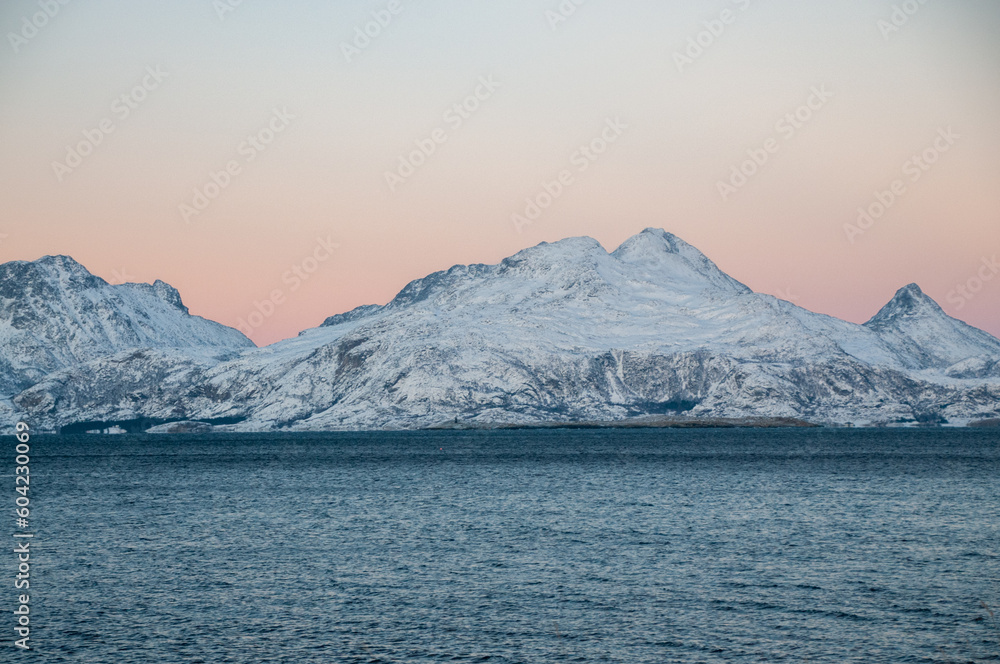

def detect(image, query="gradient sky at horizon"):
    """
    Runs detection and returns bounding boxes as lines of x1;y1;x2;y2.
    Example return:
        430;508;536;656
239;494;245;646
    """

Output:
1;0;998;345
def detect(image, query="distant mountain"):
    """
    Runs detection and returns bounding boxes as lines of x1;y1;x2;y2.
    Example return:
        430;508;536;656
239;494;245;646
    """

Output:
0;255;253;397
863;283;1000;375
4;231;1000;432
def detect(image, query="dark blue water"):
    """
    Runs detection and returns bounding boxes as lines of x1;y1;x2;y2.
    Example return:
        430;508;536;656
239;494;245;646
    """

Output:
7;429;1000;663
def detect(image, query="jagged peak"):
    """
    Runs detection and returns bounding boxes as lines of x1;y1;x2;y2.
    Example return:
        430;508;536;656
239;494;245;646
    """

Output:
0;254;107;290
34;254;85;266
0;255;198;315
149;279;188;313
865;283;946;327
897;283;927;298
23;254;97;276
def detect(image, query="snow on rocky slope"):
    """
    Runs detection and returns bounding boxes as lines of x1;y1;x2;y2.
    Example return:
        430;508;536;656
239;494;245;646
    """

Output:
4;231;1000;431
0;255;253;398
863;283;1000;376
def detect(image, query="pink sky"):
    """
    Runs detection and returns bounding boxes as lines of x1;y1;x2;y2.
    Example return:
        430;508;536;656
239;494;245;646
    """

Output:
1;1;998;346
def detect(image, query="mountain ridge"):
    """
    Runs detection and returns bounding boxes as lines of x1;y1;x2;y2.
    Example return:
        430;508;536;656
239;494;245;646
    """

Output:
0;255;253;397
2;230;999;431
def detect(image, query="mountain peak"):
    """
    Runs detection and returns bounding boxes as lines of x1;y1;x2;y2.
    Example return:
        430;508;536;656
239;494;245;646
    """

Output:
864;282;1000;369
153;280;186;311
511;235;606;262
0;254;253;398
12;257;189;313
897;282;926;298
611;228;751;294
493;235;608;276
866;283;944;327
36;254;83;265
33;254;104;281
0;255;106;298
613;228;683;258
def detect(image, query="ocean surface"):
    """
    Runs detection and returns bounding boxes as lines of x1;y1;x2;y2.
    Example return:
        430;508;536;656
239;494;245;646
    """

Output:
10;428;1000;663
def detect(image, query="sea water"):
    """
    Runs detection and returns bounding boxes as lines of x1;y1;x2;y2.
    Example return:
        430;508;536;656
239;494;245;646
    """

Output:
13;428;1000;663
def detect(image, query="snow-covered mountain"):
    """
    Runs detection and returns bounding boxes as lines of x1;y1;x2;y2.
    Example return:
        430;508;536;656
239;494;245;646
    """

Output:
4;231;1000;431
0;255;253;397
863;283;1000;375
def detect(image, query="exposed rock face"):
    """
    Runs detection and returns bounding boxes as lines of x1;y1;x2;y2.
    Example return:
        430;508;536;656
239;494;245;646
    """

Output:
3;231;1000;431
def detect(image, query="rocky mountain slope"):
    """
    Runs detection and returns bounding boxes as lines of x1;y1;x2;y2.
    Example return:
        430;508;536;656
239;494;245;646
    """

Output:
3;231;999;431
0;255;253;398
